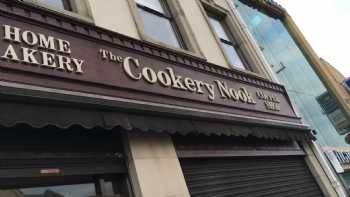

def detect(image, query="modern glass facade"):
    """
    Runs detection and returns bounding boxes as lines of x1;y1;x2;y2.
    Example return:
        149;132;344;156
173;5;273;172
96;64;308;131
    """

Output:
234;0;349;147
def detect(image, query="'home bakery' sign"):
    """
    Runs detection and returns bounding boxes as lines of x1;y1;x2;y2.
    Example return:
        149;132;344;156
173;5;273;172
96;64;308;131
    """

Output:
0;8;298;123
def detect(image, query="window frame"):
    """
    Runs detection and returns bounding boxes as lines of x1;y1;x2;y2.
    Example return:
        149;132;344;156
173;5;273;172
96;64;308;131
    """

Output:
60;0;72;11
201;1;249;70
135;0;186;49
21;0;93;23
30;0;73;11
128;0;203;57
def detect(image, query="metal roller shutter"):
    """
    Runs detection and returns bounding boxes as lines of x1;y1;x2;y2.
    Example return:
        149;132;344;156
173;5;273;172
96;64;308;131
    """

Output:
0;126;127;185
180;156;324;197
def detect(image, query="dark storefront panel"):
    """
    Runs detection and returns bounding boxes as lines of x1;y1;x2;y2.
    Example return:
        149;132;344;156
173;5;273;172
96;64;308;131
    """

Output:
180;156;324;197
0;126;133;197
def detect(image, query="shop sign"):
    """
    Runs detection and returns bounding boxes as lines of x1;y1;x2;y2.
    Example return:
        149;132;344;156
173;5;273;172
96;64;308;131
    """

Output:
0;9;300;123
1;25;83;74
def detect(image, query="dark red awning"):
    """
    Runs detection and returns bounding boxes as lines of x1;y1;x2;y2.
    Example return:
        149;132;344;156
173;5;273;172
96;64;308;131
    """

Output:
0;100;313;141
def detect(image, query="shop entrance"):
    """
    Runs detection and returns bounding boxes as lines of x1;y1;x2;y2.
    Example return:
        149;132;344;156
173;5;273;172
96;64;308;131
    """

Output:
0;125;132;197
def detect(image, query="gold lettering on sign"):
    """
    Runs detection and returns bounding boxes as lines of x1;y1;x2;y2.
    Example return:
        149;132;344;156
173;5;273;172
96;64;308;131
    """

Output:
100;49;259;106
122;55;216;100
0;24;84;74
215;80;256;104
256;90;280;111
99;49;124;63
123;56;142;80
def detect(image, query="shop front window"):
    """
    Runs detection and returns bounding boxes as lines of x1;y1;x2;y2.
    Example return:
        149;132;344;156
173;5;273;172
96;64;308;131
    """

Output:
0;178;130;197
19;183;96;197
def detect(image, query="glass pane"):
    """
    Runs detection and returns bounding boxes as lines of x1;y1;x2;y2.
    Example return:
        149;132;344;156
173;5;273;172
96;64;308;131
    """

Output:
37;0;65;10
222;42;245;69
209;16;230;40
138;8;181;48
235;0;350;145
104;181;115;195
135;0;165;13
15;183;95;197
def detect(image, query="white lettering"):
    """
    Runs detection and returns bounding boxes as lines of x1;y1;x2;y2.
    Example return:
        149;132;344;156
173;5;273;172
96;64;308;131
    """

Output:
41;51;56;68
193;80;204;94
157;71;171;87
57;55;73;72
229;88;239;101
1;25;83;73
204;83;215;101
72;58;84;74
238;89;248;102
166;67;187;90
215;80;231;99
123;57;142;80
184;77;196;92
22;47;39;65
3;25;21;43
57;39;71;54
22;31;38;46
38;34;56;50
1;44;20;61
142;67;157;84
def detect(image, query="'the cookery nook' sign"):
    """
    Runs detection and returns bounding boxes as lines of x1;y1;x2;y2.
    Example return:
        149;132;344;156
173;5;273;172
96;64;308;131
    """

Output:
0;18;295;122
99;48;280;112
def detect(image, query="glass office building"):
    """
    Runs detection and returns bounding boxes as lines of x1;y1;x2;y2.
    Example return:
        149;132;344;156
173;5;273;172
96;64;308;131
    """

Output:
235;0;348;147
234;0;350;188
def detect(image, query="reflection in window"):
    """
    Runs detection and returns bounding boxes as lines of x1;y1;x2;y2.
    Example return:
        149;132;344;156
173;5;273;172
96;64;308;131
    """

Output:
13;183;95;197
208;16;245;69
317;92;350;134
136;0;164;13
235;0;348;147
209;17;230;40
136;0;185;48
37;0;72;11
0;177;133;197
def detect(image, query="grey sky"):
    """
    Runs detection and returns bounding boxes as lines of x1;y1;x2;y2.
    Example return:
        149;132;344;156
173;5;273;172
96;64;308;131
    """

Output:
275;0;350;77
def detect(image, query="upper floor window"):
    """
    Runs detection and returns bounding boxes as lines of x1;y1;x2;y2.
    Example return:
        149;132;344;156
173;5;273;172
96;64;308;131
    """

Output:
37;0;72;11
135;0;185;49
22;0;92;22
208;15;245;69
